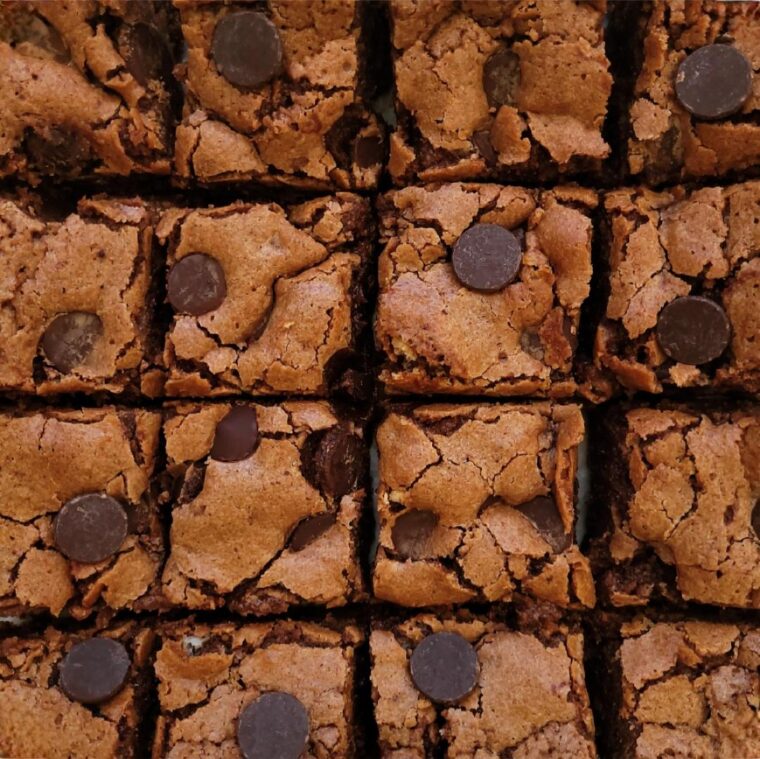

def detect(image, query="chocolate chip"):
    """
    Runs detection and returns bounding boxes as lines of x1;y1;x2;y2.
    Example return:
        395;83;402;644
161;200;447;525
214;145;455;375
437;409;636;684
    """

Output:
391;509;438;559
59;638;130;705
483;47;520;108
54;494;128;564
167;253;227;316
656;295;731;365
314;426;366;498
354;135;384;168
211;406;259;462
212;11;283;90
118;23;172;86
472;130;497;166
26;127;92;176
41;312;103;373
289;513;336;551
515;496;570;553
675;44;752;120
452;223;522;292
237;692;309;759
752;501;760;540
410;632;478;704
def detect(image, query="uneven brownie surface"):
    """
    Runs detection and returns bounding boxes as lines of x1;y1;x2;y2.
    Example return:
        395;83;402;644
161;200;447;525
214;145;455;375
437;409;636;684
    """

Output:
626;2;760;184
388;0;611;184
375;183;595;396
595;184;760;396
0;1;175;182
160;194;372;397
174;0;383;189
592;405;760;609
0;407;163;619
0;622;153;759
153;619;361;757
161;401;365;615
371;611;596;757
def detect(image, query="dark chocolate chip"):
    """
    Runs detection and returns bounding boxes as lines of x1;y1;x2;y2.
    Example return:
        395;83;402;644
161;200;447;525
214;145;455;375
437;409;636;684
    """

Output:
289;513;336;551
483;47;520;108
323;349;372;402
391;509;438;559
59;638;130;704
237;692;309;759
751;501;760;540
410;632;478;704
472;130;497;167
118;23;172;86
212;11;283;90
675;44;752;120
41;312;103;373
314;426;366;498
655;295;731;365
515;496;570;553
452;223;522;292
26;127;92;176
54;494;129;564
167;253;227;316
354;135;384;168
211;406;259;462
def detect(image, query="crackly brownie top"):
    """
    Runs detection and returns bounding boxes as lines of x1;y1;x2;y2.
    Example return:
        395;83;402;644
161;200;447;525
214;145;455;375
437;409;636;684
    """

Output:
160;194;371;396
0;196;154;395
608;407;760;608
389;0;611;181
596;184;760;394
374;403;595;608
629;1;760;180
0;0;174;180
154;619;361;757
376;183;595;396
0;623;152;759
371;613;595;757
0;408;161;617
161;402;365;613
615;617;760;758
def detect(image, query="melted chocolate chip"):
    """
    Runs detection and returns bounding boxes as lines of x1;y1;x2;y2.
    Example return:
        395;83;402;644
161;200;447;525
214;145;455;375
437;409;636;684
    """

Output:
54;494;129;564
675;44;752;120
410;632;478;704
211;406;259;462
41;312;103;373
167;253;227;316
289;513;336;551
483;47;520;108
212;11;283;90
452;223;522;292
391;509;438;559
118;23;172;86
237;692;309;759
313;426;366;498
59;638;130;704
515;496;570;553
656;295;731;365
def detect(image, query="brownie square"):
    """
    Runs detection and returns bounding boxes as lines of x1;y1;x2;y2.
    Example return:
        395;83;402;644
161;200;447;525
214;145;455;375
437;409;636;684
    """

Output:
0;622;153;759
590;404;760;609
159;194;373;397
0;1;176;182
0;407;163;620
173;0;384;189
371;611;596;757
590;615;760;758
0;195;159;396
387;0;612;184
374;403;595;609
160;401;366;615
621;2;760;184
595;184;760;396
152;618;362;757
375;183;596;397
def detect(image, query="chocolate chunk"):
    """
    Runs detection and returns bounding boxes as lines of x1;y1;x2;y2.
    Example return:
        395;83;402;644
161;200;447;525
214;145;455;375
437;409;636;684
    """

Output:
212;11;283;90
211;406;259;462
59;638;130;705
289;513;336;551
237;692;309;759
26;127;92;176
54;494;129;564
452;223;522;292
483;47;520;108
167;253;227;316
410;632;478;704
41;312;103;373
515;496;570;552
675;44;752;120
472;130;497;166
391;509;438;559
118;23;172;86
354;135;384;168
752;501;760;539
656;295;731;365
314;426;365;498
